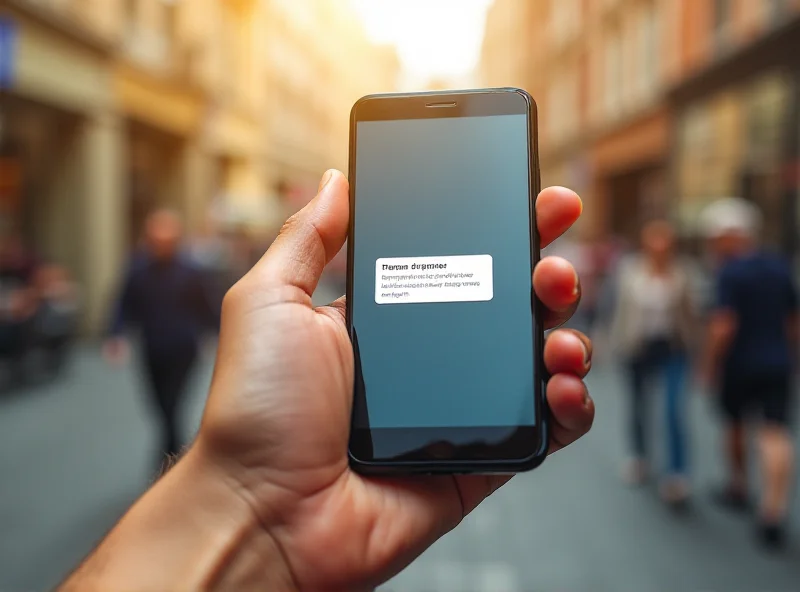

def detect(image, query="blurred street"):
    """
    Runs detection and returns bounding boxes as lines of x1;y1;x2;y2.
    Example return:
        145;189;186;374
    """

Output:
2;332;800;592
4;1;800;590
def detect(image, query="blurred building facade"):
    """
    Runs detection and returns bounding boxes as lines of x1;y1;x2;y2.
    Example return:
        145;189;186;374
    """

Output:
261;0;399;212
1;0;123;332
0;0;397;332
481;0;800;252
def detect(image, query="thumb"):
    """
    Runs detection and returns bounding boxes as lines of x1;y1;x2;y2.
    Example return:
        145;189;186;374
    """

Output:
255;170;349;298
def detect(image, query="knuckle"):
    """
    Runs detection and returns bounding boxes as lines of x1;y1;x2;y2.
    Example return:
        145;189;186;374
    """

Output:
279;211;303;237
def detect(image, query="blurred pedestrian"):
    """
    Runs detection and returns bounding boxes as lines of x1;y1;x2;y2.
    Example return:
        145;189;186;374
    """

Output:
190;215;255;295
0;233;39;386
611;220;696;508
32;264;80;374
105;209;219;463
189;216;234;312
700;197;798;550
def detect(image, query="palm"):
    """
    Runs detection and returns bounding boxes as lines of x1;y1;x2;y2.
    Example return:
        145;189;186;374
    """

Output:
205;289;475;588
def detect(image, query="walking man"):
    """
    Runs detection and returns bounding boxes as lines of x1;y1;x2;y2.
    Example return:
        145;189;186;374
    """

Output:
701;197;798;549
106;209;218;462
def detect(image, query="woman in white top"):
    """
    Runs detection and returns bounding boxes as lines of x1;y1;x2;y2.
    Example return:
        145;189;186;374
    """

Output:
611;221;697;507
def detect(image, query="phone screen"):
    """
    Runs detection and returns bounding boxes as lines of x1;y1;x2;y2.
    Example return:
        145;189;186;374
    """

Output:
349;91;542;466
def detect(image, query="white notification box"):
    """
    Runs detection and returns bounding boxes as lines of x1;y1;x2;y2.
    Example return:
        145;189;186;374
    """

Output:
375;255;493;304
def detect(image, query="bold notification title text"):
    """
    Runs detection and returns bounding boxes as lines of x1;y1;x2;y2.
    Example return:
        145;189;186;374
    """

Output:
381;262;448;272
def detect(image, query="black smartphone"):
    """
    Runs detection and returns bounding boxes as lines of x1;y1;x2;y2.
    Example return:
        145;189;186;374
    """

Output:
346;88;545;475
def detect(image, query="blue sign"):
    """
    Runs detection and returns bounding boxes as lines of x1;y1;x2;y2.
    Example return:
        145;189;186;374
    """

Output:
0;16;18;89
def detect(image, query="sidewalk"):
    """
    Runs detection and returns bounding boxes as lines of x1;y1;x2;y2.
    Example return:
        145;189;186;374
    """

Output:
2;348;800;591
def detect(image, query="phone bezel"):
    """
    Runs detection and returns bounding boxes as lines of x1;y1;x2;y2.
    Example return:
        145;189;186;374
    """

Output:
346;88;546;474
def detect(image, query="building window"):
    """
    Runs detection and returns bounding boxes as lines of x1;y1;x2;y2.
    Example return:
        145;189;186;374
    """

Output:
551;0;580;47
564;66;579;138
163;0;178;43
546;81;562;142
765;0;788;26
745;73;789;167
621;15;637;109
547;66;579;143
639;2;660;100
713;0;733;53
124;0;138;32
714;0;732;29
125;0;137;21
604;31;623;119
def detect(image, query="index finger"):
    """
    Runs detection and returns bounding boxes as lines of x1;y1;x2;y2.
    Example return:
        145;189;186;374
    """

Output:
537;187;583;248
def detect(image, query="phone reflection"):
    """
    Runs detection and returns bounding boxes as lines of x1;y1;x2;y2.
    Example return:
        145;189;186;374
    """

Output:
350;325;543;464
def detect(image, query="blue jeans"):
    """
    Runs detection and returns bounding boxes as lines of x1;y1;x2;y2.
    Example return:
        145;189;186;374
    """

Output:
628;338;689;476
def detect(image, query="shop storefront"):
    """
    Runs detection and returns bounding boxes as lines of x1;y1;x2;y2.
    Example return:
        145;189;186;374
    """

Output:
670;17;800;258
674;73;795;251
1;4;123;332
590;107;671;244
0;95;82;255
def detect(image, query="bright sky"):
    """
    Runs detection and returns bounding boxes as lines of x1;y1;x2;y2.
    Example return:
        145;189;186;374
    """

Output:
351;0;495;85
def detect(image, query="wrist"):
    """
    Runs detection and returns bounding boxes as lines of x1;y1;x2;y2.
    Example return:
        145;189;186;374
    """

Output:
184;442;300;590
62;444;297;591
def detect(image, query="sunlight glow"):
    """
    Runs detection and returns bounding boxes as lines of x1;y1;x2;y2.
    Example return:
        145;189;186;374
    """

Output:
351;0;495;86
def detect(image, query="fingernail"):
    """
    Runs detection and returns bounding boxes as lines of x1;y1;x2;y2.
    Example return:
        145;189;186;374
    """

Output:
572;267;580;298
566;331;589;366
318;170;334;192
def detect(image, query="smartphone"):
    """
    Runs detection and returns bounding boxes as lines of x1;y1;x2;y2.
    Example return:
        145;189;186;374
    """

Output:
346;88;545;475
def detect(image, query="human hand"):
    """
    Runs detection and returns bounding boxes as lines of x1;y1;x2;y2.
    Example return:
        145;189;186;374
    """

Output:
195;170;593;590
62;169;594;592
